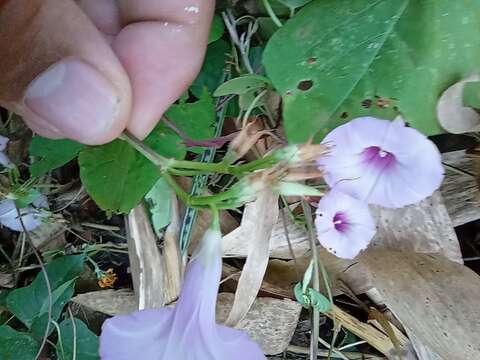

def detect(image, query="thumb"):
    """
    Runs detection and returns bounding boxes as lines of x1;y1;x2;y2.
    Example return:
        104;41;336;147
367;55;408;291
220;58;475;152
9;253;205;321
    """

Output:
0;0;131;145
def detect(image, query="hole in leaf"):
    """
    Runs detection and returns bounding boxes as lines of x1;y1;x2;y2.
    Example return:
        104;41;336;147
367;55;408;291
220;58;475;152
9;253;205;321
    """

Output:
297;80;313;91
361;99;372;108
307;57;317;64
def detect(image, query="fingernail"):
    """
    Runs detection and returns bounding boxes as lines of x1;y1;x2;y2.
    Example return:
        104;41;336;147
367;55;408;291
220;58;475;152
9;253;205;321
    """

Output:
24;59;120;143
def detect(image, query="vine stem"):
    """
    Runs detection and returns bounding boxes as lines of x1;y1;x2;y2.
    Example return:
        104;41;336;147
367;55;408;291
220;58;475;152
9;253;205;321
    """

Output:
15;206;52;360
118;132;168;169
301;199;320;360
119;131;276;177
262;0;283;28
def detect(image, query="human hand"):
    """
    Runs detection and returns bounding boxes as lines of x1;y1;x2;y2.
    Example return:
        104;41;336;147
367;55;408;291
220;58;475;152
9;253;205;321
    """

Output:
0;0;214;144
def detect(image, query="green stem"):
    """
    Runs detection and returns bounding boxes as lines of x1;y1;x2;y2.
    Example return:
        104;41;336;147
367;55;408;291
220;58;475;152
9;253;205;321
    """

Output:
242;89;267;127
190;186;240;206
169;159;230;173
160;172;191;206
121;130;279;177
301;199;320;360
119;132;169;168
262;0;283;28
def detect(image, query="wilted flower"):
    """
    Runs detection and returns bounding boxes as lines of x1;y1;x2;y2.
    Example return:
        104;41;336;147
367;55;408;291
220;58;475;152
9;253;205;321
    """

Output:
318;117;444;208
315;190;376;259
100;218;265;360
225;121;271;163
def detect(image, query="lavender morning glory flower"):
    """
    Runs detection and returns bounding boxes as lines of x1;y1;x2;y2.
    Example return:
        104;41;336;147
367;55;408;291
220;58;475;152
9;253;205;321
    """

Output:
318;117;444;208
0;194;48;232
315;190;376;259
100;218;266;360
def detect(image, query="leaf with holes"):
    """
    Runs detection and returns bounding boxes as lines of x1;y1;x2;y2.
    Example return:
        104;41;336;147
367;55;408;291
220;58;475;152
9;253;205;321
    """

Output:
0;326;39;359
6;255;84;333
264;0;480;142
29;137;85;177
214;75;271;97
56;318;99;360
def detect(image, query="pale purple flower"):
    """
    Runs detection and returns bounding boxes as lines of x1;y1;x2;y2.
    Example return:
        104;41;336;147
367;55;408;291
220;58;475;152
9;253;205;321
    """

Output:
0;135;12;168
0;194;48;231
100;221;265;360
315;190;376;259
318;117;444;208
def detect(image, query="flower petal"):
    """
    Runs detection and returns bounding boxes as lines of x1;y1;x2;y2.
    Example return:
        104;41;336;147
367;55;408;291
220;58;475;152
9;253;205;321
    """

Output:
315;191;376;259
100;222;266;360
0;198;47;232
100;308;174;360
318;117;444;208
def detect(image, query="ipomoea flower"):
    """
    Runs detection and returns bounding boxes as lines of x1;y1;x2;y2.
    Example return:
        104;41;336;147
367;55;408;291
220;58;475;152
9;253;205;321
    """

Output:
315;190;376;259
318;117;444;208
0;194;48;232
100;217;266;360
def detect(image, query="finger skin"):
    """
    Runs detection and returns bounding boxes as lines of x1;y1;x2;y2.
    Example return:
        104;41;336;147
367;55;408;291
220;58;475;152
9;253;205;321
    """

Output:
0;0;132;144
114;0;215;138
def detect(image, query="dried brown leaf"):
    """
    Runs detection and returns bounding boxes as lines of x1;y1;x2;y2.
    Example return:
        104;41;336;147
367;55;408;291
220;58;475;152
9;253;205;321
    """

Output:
225;189;279;326
359;250;480;360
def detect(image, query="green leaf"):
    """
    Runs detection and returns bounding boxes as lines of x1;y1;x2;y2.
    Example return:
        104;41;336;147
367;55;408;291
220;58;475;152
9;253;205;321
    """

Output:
79;140;160;214
191;39;230;98
79;110;187;213
214;75;271;97
308;288;332;312
164;91;216;153
6;255;84;332
0;326;39;360
294;282;307;307
56;318;99;360
0;289;11;309
463;82;480;109
30;279;76;338
277;0;313;11
145;178;173;236
208;15;225;44
144;123;187;160
264;0;480;142
258;18;280;41
13;188;41;208
29;137;85;177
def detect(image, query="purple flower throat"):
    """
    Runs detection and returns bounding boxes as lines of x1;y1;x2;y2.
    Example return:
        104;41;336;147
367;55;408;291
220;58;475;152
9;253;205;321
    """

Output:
362;146;396;171
333;212;349;232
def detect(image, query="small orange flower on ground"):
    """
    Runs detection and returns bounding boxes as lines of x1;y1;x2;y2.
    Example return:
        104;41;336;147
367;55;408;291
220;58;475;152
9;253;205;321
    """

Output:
97;268;118;289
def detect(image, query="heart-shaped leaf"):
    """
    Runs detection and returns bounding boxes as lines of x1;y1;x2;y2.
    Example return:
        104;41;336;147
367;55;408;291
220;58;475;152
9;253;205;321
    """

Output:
264;0;480;142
